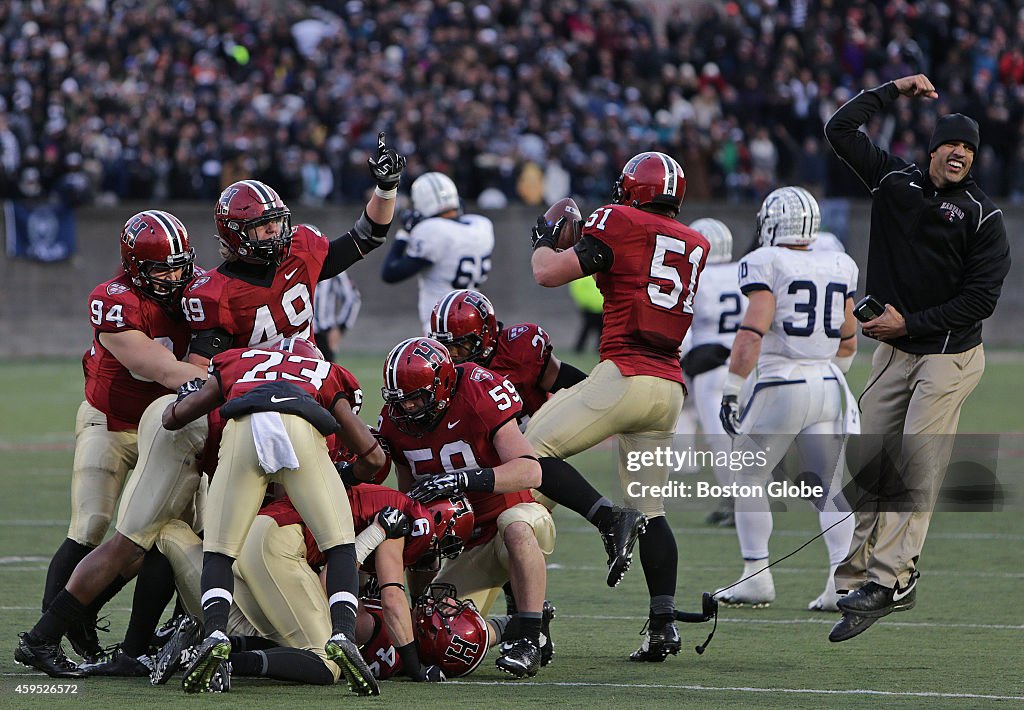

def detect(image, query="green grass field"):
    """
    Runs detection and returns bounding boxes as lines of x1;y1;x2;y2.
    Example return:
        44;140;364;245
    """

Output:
1;354;1021;708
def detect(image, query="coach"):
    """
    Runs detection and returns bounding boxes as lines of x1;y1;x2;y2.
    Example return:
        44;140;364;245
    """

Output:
823;74;1010;642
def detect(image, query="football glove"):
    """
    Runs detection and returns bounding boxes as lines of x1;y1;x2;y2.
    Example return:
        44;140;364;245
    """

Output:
376;506;410;539
176;377;205;402
719;395;741;437
531;215;563;250
408;472;467;503
336;461;363;487
413;665;446;683
367;132;407;191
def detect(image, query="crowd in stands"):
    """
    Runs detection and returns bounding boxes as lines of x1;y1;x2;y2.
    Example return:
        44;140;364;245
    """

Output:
2;0;1024;209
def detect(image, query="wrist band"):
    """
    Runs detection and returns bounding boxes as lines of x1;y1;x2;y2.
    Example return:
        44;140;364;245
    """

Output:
840;333;856;341
378;582;406;592
737;325;764;337
356;440;380;459
374;186;398;200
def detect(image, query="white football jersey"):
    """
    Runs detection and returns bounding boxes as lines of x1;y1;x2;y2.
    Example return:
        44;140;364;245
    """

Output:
738;246;858;373
405;213;495;332
689;261;747;349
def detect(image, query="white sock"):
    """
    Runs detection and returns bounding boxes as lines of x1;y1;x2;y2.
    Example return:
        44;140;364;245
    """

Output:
819;510;854;566
736;511;773;560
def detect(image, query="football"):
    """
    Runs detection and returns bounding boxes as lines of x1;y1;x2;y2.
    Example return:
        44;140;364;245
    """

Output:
543;197;584;250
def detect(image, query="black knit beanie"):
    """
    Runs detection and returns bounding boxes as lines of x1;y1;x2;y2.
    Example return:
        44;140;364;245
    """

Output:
928;113;980;153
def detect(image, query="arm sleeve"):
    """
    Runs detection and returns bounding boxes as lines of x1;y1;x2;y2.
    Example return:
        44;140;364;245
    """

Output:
380;238;431;283
823;82;905;192
573;234;614;275
904;212;1011;336
320;234;365;281
549;362;587;393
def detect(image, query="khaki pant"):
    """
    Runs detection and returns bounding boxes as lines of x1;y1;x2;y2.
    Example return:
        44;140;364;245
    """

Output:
68;401;138;545
434;502;555;616
836;343;985;590
204;414;354;559
116;394;207;549
525;359;685;518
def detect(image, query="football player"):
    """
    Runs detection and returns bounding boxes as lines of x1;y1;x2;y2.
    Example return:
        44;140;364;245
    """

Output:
14;136;407;680
18;210;204;677
380;172;494;334
376;337;553;679
526;151;709;661
162;337;386;695
715;187;857;611
679;218;747;527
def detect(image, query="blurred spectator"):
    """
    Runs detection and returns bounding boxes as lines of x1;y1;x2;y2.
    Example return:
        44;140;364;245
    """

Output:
2;0;1024;206
568;276;604;354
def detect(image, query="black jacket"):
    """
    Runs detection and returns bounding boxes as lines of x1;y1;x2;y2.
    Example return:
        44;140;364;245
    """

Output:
824;82;1010;354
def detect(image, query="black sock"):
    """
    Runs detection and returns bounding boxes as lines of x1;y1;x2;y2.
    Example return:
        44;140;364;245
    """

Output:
488;614;514;641
230;635;280;653
324;544;358;637
85;574;132;620
29;590;87;643
517;612;543;646
502;580;517;615
230;647;334;685
638;516;677;599
537;457;606;523
121;549;175;657
42;539;93;611
200;552;234;634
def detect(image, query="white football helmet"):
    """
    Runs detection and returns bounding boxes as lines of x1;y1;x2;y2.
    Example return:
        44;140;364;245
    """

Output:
411;172;460;218
689;218;733;264
756;186;820;247
813;231;846;253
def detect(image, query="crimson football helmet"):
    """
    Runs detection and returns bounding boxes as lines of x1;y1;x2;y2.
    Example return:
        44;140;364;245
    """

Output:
381;337;457;436
413;583;489;677
426;495;474;560
275;336;324;360
612;151;686;215
429;290;498;365
120;210;196;303
215;179;293;265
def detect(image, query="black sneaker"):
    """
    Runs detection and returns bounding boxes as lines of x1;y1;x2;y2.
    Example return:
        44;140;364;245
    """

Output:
14;632;85;678
65;616;107;664
705;496;735;527
495;637;541;678
151;615;203;685
539;601;556;667
326;633;380;696
599;507;647;587
79;646;152;677
828;612;879;643
629;619;681;662
836;572;919;619
181;631;231;694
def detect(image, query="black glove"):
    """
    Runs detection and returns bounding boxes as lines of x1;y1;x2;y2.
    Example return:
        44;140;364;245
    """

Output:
376;506;411;539
719;395;740;437
408;472;467;503
176;378;205;402
412;665;446;682
531;215;563;250
367;132;407;191
400;208;423;234
336;461;363;487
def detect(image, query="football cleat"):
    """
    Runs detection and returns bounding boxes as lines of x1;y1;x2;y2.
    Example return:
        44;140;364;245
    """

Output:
715;566;776;608
495;638;541;678
808;566;841;612
14;632;85;678
79;646;152;676
326;633;380;696
151;615;203;685
150;612;188;652
539;601;556;667
65;616;107;664
181;630;230;694
599;507;647;587
629;619;681;662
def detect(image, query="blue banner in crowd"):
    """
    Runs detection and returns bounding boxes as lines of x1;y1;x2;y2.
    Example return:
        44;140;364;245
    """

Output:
4;200;77;262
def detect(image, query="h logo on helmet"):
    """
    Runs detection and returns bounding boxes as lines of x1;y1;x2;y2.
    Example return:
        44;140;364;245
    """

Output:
217;187;239;216
122;216;148;248
445;635;481;665
412;341;447;366
463;291;490;318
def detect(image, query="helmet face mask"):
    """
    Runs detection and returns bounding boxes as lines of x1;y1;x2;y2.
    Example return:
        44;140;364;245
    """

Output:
215;180;293;265
411;172;460;218
756;186;820;248
429;290;498;365
120;210;196;303
382;338;457;437
612;151;686;215
689;218;734;264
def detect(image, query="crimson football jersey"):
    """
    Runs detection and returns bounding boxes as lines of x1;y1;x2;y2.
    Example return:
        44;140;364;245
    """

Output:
377;363;534;549
487;323;552;417
359;598;403;679
82;273;192;431
586;204;709;383
182;225;330;349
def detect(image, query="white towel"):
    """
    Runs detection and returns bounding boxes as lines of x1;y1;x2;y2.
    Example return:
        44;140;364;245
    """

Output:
828;362;861;435
251;411;300;474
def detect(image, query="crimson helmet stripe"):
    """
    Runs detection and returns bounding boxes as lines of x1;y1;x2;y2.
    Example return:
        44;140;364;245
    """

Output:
146;210;184;255
241;179;275;205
